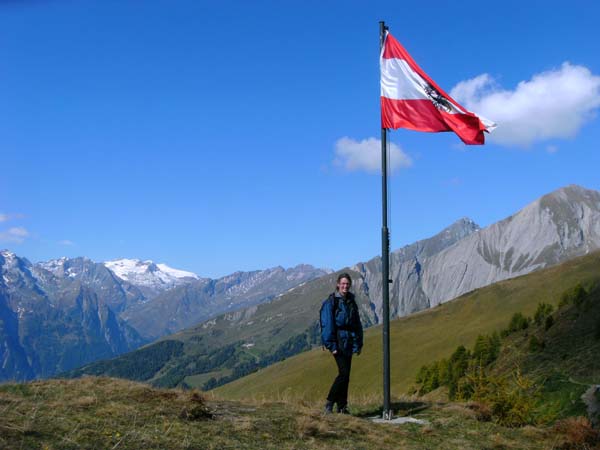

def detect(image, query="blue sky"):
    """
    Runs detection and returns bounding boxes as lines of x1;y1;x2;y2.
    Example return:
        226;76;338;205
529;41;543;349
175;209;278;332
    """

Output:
1;0;600;278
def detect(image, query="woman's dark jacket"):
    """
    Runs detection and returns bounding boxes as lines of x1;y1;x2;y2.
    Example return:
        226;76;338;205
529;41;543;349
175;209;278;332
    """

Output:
320;292;363;356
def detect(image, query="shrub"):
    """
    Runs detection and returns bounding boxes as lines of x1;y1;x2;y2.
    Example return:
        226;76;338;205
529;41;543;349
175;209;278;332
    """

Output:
448;345;470;399
437;358;450;386
534;302;554;326
595;318;600;340
528;335;544;352
472;333;502;367
415;365;428;384
462;367;539;427
424;364;440;393
504;312;531;336
416;362;446;395
545;315;554;331
472;335;490;366
559;284;587;309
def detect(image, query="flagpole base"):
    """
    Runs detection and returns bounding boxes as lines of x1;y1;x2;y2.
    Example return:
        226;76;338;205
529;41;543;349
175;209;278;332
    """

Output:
382;409;394;420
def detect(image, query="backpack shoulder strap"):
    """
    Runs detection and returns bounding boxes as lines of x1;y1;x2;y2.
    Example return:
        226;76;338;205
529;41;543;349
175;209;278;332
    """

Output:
320;293;338;350
320;294;338;321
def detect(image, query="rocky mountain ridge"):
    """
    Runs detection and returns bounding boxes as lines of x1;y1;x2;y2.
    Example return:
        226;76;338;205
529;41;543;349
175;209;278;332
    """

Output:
0;251;145;380
0;249;331;381
356;185;600;320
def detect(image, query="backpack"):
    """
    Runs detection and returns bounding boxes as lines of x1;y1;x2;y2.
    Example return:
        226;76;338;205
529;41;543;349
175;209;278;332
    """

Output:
319;293;338;350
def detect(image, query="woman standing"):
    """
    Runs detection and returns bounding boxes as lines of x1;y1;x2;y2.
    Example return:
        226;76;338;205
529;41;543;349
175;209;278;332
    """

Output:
320;273;363;414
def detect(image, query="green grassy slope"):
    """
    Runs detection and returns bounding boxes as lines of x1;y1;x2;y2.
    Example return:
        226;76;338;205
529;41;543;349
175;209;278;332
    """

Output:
214;250;600;403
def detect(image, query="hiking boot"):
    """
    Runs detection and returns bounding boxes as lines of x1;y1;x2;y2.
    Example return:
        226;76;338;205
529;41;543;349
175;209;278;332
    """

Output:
337;405;350;415
324;401;334;414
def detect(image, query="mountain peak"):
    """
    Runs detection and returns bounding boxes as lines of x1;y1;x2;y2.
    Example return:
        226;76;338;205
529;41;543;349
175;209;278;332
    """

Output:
389;216;480;261
0;249;16;259
444;217;480;234
103;259;199;295
509;185;600;223
541;184;600;204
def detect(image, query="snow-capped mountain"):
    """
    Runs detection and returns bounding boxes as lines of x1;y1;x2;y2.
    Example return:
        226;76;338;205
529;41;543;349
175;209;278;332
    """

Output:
35;256;145;313
103;259;200;298
0;250;331;381
0;251;145;382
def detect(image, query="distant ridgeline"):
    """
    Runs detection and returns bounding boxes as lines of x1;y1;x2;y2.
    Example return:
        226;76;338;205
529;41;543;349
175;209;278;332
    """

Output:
6;184;600;387
414;282;600;427
61;186;600;391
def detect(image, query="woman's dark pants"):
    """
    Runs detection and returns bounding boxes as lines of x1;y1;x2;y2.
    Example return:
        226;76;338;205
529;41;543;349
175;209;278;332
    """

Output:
327;352;352;408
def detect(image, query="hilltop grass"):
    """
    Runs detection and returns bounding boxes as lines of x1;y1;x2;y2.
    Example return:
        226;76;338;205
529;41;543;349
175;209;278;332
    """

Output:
214;251;600;403
0;376;573;449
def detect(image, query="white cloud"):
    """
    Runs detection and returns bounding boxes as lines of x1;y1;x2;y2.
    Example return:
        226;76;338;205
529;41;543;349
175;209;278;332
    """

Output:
0;214;7;223
58;240;75;246
450;63;600;147
546;145;559;154
0;227;29;244
334;137;412;174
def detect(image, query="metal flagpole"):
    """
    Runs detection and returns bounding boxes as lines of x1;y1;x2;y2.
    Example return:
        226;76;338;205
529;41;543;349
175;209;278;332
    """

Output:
379;20;392;420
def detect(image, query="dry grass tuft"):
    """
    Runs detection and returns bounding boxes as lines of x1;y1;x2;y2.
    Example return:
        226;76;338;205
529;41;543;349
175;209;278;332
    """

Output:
296;413;338;439
71;395;97;410
437;401;492;422
421;425;435;435
466;401;493;422
520;425;548;440
178;390;213;421
441;404;478;420
232;416;254;432
553;416;600;449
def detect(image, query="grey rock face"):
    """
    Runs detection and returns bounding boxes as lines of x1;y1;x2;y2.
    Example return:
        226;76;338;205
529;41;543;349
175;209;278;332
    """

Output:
0;251;145;382
0;290;34;380
36;257;146;313
359;185;600;320
353;217;481;321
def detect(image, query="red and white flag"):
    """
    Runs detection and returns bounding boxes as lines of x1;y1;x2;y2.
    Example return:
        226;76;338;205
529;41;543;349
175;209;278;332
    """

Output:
380;31;496;145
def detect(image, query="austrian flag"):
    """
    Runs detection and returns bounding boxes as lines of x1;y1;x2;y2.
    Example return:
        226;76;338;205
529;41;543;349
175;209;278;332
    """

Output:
380;32;496;145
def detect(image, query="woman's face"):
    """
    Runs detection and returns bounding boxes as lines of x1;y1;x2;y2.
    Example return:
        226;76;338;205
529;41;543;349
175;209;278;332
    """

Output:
337;277;351;295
